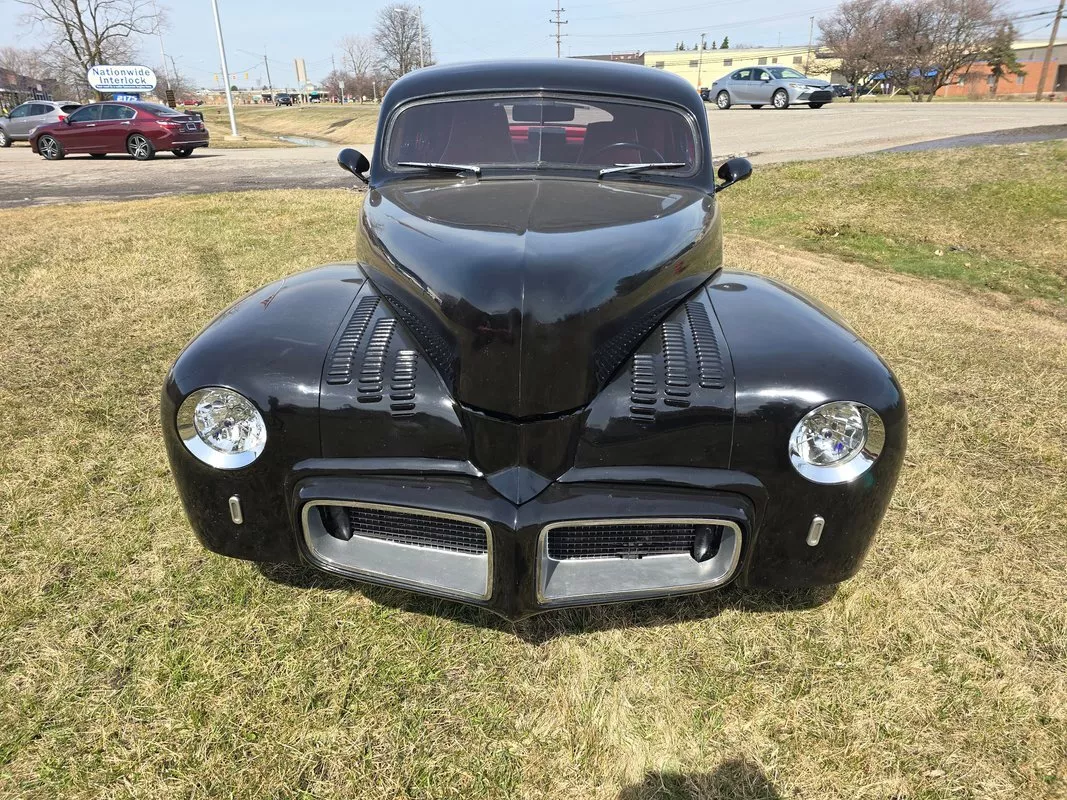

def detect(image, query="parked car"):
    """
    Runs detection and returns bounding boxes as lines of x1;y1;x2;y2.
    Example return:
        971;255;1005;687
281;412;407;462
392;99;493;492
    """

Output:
0;100;81;147
30;101;209;160
181;98;205;106
710;66;834;109
831;84;854;97
275;93;293;106
699;86;711;101
162;59;905;620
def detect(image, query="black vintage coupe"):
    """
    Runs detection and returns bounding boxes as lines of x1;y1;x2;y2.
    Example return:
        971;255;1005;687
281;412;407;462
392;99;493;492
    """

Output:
162;60;905;620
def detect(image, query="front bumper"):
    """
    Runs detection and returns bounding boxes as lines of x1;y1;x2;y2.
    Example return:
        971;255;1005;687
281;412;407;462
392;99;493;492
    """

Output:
792;88;834;104
291;472;757;619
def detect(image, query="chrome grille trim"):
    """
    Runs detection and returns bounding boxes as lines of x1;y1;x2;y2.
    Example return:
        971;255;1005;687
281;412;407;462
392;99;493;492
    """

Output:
537;517;742;604
301;501;493;601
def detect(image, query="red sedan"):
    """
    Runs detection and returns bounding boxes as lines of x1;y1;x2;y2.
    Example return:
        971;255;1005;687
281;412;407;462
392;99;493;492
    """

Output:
30;101;209;161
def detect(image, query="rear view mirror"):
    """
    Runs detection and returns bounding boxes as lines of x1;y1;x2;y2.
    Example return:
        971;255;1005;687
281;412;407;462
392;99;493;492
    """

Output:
714;157;753;193
337;148;370;184
511;104;575;123
761;74;771;81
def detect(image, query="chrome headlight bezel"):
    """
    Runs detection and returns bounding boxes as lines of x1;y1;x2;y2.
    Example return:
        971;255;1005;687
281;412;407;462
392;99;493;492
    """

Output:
788;401;885;484
176;387;267;469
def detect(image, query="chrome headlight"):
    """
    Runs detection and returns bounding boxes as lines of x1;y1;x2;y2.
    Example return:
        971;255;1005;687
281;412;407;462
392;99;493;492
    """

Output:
176;387;267;469
788;401;884;484
788;82;804;90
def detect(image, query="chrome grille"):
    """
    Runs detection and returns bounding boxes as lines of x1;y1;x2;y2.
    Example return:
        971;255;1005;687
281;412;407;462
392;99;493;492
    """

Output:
546;520;726;560
321;505;488;554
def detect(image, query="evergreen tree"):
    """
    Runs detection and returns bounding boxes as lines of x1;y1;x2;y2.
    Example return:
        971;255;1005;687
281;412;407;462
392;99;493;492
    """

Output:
985;23;1025;95
720;36;730;49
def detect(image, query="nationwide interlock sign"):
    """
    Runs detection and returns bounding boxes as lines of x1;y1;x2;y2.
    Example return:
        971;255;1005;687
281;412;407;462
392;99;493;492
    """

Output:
87;65;158;93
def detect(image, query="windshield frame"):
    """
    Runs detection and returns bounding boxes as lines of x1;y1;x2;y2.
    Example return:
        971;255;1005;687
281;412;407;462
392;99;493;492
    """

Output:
380;91;703;183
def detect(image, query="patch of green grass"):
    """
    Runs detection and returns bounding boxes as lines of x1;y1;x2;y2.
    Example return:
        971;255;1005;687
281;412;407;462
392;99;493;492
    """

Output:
719;141;1067;304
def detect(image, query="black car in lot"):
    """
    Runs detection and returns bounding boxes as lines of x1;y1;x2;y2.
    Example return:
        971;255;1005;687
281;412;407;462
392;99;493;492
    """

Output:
274;93;293;106
162;59;906;620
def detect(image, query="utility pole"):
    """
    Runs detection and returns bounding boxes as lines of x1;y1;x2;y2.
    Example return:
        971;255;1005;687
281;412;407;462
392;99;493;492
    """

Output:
1035;0;1064;101
210;0;239;138
550;0;568;58
167;55;180;88
806;15;815;73
697;33;706;87
263;50;274;95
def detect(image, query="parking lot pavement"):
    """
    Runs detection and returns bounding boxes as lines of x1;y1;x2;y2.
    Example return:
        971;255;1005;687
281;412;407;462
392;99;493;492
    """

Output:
0;144;373;208
707;100;1067;162
1;103;1064;207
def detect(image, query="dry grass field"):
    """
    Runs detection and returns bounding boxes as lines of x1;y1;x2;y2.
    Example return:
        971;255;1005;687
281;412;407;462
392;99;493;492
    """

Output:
0;162;1065;797
197;102;380;145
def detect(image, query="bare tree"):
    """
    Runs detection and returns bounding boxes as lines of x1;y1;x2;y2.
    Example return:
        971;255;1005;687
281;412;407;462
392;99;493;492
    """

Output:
341;34;376;77
320;68;355;102
339;34;377;101
153;62;191;101
373;3;433;80
0;46;45;78
886;0;1000;101
819;0;892;101
15;0;165;99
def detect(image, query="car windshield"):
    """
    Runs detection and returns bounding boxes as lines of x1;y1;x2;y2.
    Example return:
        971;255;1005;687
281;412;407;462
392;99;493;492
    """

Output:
769;68;807;80
385;95;698;174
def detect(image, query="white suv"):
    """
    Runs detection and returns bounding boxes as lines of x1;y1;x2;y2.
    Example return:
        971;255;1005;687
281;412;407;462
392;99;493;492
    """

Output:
0;100;82;146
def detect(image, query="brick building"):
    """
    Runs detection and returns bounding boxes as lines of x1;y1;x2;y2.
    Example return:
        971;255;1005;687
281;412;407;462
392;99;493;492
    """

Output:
939;40;1067;98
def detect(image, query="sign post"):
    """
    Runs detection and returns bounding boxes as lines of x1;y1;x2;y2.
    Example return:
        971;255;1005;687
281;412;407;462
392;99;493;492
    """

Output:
339;80;345;104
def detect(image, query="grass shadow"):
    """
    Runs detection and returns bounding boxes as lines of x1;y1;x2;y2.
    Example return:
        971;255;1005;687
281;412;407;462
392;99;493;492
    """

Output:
618;759;784;799
255;562;836;643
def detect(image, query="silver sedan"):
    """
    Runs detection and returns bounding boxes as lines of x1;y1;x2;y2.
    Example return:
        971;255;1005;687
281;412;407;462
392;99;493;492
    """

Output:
0;100;82;146
709;66;834;110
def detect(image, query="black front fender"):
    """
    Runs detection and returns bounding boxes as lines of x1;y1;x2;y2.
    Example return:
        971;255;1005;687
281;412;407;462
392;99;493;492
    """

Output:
707;271;907;587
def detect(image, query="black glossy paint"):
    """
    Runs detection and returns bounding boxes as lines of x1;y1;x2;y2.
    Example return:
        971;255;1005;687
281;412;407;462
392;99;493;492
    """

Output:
161;59;907;620
356;178;721;418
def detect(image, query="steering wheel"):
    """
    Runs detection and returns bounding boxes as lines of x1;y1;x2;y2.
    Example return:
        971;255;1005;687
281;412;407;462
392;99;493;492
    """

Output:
590;141;665;163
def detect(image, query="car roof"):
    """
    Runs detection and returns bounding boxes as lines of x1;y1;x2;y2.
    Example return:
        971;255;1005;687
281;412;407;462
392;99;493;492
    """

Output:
381;58;704;118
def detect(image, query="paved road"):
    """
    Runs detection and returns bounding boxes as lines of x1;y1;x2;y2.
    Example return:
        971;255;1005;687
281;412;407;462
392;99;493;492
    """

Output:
2;102;1065;208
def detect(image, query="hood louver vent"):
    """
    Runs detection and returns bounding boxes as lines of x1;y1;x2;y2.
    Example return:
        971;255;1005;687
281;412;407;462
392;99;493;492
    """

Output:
384;293;455;385
685;301;725;390
326;296;379;385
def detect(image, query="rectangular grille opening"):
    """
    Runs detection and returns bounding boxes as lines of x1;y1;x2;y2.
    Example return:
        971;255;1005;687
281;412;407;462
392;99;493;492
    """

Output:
547;521;726;560
319;505;488;555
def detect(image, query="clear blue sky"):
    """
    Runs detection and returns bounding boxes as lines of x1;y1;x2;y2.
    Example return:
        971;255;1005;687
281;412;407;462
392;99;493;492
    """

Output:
0;0;1058;90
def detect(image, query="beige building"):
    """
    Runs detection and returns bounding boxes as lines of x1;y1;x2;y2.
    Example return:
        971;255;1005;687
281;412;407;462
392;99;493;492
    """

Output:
641;46;842;88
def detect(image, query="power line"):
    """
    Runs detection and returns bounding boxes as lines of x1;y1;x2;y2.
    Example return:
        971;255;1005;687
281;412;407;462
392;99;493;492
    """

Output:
566;6;839;39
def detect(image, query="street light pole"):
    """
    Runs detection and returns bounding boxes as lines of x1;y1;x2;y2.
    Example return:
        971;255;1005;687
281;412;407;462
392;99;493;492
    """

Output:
210;0;239;138
698;32;705;88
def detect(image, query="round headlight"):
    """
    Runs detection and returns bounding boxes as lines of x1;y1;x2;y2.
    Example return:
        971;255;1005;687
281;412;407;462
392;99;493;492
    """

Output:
788;401;884;484
176;387;266;469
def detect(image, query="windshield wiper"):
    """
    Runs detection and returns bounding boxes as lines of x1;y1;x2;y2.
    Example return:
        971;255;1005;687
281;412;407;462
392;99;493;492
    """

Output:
599;162;686;177
397;161;481;176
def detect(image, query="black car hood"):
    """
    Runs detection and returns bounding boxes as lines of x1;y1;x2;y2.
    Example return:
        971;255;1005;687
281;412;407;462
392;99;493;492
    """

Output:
355;177;722;419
